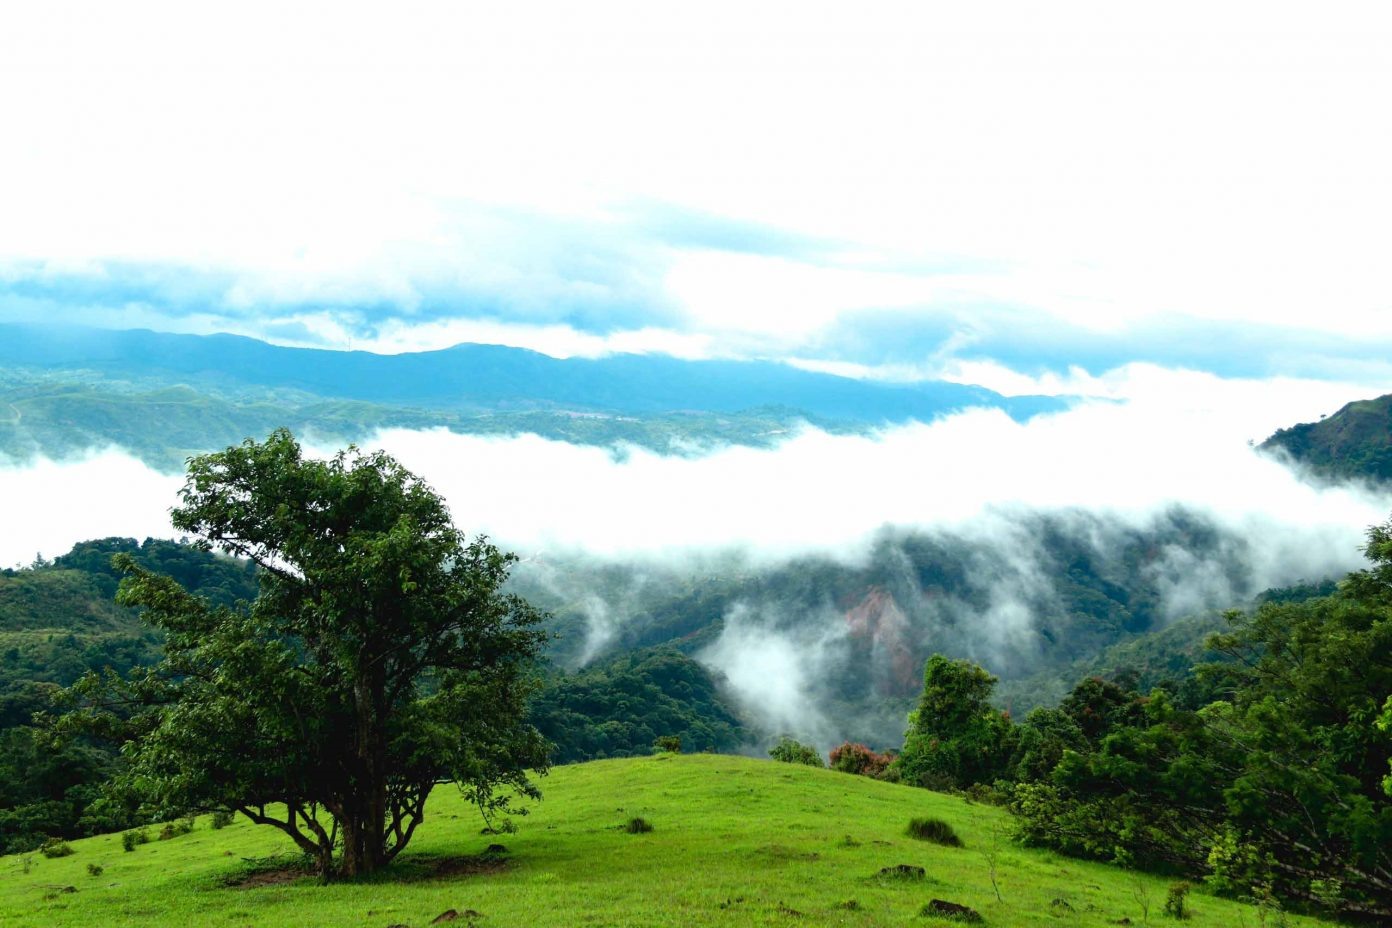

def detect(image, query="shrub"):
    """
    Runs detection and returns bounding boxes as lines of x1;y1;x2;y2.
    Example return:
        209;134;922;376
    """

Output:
86;863;104;877
624;816;653;834
158;817;195;841
653;735;682;754
121;828;151;852
1164;881;1191;919
906;817;963;847
39;839;74;859
769;736;824;767
962;782;1009;806
829;742;893;778
211;810;235;830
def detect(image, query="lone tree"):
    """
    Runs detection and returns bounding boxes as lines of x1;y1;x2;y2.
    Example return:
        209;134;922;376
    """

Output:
895;654;1013;789
55;430;550;878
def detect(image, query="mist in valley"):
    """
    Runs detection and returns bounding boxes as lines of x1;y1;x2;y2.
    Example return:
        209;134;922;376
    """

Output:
3;365;1388;749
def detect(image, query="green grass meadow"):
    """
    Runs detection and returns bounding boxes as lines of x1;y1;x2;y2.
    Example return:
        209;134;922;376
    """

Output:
0;754;1337;927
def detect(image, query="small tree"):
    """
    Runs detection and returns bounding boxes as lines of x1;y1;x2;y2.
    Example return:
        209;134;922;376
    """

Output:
769;736;824;767
895;654;1013;788
54;430;550;878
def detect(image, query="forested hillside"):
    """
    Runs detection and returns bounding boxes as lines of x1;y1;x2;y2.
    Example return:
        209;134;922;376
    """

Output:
0;540;744;854
1262;392;1392;483
0;369;859;471
518;509;1334;747
0;539;258;852
876;540;1392;920
0;324;1066;470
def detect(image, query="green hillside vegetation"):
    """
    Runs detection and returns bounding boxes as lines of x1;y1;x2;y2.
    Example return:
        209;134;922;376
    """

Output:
0;754;1337;928
0;373;858;471
524;511;1292;749
1261;393;1392;484
996;612;1228;715
530;649;746;762
0;540;746;855
996;580;1336;714
0;540;260;852
0;322;1069;472
0;323;1065;425
883;549;1391;919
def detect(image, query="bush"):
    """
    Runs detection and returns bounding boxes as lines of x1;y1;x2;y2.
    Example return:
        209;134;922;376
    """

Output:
829;742;893;778
121;828;151;852
769;736;824;767
962;782;1010;806
624;816;653;834
211;810;235;830
86;863;103;877
158;817;194;841
653;735;682;754
39;839;74;859
906;817;963;847
1164;881;1191;919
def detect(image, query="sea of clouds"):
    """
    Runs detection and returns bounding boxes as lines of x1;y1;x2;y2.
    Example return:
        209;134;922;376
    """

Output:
3;365;1388;742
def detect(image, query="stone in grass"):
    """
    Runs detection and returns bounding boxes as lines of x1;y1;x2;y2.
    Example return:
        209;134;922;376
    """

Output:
920;898;983;922
877;864;926;880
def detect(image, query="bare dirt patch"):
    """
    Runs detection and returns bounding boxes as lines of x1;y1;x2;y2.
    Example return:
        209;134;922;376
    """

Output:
223;862;313;889
412;855;509;881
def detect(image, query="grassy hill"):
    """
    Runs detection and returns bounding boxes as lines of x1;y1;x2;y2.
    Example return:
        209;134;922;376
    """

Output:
0;754;1336;927
1261;393;1392;484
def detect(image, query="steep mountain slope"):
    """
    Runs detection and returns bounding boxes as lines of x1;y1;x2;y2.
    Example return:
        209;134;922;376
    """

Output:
516;508;1316;748
1261;392;1392;483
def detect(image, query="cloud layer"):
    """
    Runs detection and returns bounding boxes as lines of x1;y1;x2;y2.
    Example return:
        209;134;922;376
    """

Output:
4;365;1384;575
6;364;1386;742
3;4;1392;379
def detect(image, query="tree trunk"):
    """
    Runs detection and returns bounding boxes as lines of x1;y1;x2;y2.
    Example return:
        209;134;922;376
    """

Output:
338;811;379;877
341;661;391;877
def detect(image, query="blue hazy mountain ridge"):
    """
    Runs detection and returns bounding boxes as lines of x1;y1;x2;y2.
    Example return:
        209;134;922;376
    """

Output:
0;323;1065;422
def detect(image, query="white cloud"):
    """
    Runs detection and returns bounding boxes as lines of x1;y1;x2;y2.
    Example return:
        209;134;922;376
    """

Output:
2;2;1391;356
351;368;1380;572
2;367;1383;571
3;365;1385;739
0;449;182;568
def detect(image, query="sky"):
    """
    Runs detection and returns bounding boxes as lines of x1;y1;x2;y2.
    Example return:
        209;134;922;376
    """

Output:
4;2;1392;389
8;5;1392;733
4;3;1392;602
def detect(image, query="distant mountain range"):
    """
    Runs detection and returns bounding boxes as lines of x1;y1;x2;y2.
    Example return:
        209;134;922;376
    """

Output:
0;323;1063;420
0;323;1067;469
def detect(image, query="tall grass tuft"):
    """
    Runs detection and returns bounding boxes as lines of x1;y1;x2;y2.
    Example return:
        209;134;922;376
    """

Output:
906;817;963;847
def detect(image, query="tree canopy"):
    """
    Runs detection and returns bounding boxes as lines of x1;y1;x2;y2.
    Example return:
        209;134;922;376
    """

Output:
53;430;550;878
896;517;1392;919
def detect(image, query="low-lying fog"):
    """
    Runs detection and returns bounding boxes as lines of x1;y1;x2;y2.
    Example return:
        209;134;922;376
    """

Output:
3;364;1388;745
